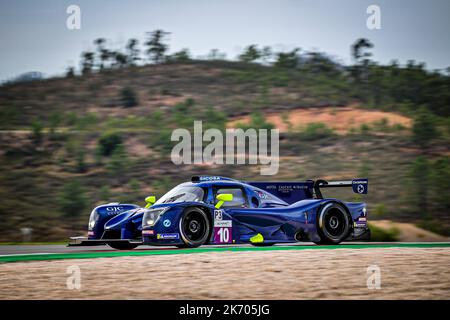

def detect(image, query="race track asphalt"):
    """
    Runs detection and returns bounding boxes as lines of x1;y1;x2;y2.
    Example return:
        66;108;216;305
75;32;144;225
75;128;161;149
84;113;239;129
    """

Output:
1;242;450;262
1;241;432;256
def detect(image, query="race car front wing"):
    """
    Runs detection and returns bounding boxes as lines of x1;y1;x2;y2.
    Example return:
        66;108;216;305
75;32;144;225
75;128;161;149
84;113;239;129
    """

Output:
68;236;142;247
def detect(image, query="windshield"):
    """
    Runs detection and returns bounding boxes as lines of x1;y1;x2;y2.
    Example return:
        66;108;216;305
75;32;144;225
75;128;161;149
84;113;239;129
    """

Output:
155;185;205;205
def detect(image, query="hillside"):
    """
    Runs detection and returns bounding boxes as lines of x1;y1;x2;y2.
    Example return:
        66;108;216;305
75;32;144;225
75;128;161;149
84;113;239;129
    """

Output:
0;60;449;241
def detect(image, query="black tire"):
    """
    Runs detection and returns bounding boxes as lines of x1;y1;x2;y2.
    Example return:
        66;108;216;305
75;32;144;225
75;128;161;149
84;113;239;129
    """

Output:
179;207;211;248
107;242;139;250
314;202;350;245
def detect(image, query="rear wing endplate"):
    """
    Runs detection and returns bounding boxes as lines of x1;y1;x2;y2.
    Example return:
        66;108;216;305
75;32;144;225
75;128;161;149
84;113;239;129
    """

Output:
314;178;368;199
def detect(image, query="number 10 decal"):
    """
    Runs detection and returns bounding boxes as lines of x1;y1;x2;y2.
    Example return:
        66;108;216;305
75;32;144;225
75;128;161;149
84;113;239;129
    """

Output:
213;220;232;244
217;227;230;243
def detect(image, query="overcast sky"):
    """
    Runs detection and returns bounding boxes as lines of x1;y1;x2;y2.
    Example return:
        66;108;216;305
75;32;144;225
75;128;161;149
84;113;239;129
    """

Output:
0;0;449;81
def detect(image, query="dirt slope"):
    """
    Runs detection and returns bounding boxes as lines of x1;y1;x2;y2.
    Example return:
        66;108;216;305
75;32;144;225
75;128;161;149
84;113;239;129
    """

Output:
228;105;412;133
371;220;449;242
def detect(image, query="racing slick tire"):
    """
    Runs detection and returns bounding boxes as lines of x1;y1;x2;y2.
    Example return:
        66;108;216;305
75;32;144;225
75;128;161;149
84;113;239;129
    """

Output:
107;242;139;250
178;207;211;248
314;202;350;245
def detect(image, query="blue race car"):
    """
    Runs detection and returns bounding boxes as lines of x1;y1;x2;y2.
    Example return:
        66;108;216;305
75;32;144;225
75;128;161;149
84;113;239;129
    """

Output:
69;176;370;250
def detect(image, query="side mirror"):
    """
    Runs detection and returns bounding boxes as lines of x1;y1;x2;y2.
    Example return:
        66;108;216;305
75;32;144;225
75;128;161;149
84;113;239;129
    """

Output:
215;193;233;209
144;196;156;208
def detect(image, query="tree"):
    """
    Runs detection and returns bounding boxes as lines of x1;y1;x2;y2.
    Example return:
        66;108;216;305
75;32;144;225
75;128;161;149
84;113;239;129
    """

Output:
351;38;373;64
31;119;43;145
430;156;450;212
274;48;300;69
80;51;95;75
120;87;139;107
59;180;87;217
111;51;128;68
48;111;62;139
76;148;86;173
126;38;140;66
170;48;190;62
145;29;170;64
408;156;430;217
66;67;75;78
239;45;261;63
94;38;110;70
412;106;438;150
260;46;273;64
207;49;226;60
351;38;374;83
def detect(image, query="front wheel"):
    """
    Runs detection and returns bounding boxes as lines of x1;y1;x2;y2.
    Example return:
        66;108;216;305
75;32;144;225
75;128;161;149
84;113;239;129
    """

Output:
314;203;350;245
108;242;139;250
179;207;211;248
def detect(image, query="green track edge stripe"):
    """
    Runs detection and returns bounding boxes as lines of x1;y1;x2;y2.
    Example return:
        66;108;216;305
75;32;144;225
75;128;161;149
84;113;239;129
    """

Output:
1;243;449;263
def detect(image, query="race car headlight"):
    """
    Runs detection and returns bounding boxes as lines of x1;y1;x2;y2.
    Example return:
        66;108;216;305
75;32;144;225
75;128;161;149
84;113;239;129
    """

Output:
142;207;168;227
88;209;99;230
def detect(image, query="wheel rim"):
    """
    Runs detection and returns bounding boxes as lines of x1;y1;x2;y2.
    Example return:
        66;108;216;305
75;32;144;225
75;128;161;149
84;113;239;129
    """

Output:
321;206;348;241
181;210;208;244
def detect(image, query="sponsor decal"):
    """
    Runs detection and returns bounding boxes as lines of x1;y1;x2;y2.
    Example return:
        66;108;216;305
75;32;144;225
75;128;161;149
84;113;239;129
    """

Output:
354;222;367;228
163;219;171;227
352;179;368;194
214;209;223;221
87;231;94;236
199;176;222;181
142;230;154;236
106;206;124;212
358;217;367;222
214;220;232;227
157;233;180;240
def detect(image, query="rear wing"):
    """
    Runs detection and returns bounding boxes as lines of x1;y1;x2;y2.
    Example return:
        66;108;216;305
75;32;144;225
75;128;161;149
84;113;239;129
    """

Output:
314;179;368;199
248;178;368;204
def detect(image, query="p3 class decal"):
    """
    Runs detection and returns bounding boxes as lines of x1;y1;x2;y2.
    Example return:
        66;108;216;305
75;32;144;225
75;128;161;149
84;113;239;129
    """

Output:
214;209;223;221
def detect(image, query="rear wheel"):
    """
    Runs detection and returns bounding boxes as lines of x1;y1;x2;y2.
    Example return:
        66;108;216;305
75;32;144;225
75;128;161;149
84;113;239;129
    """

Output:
314;203;350;245
179;207;210;248
108;242;139;250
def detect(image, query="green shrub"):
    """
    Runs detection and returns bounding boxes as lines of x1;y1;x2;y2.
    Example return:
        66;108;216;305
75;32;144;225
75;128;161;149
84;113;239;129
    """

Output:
99;185;111;202
59;180;87;217
120;87;139;108
373;204;387;217
300;122;334;140
31;119;43;145
107;144;129;177
360;123;371;134
368;223;400;242
98;132;122;156
417;220;450;237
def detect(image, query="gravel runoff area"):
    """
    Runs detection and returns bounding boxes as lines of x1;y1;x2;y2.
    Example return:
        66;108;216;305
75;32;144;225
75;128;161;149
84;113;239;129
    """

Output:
0;247;449;299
